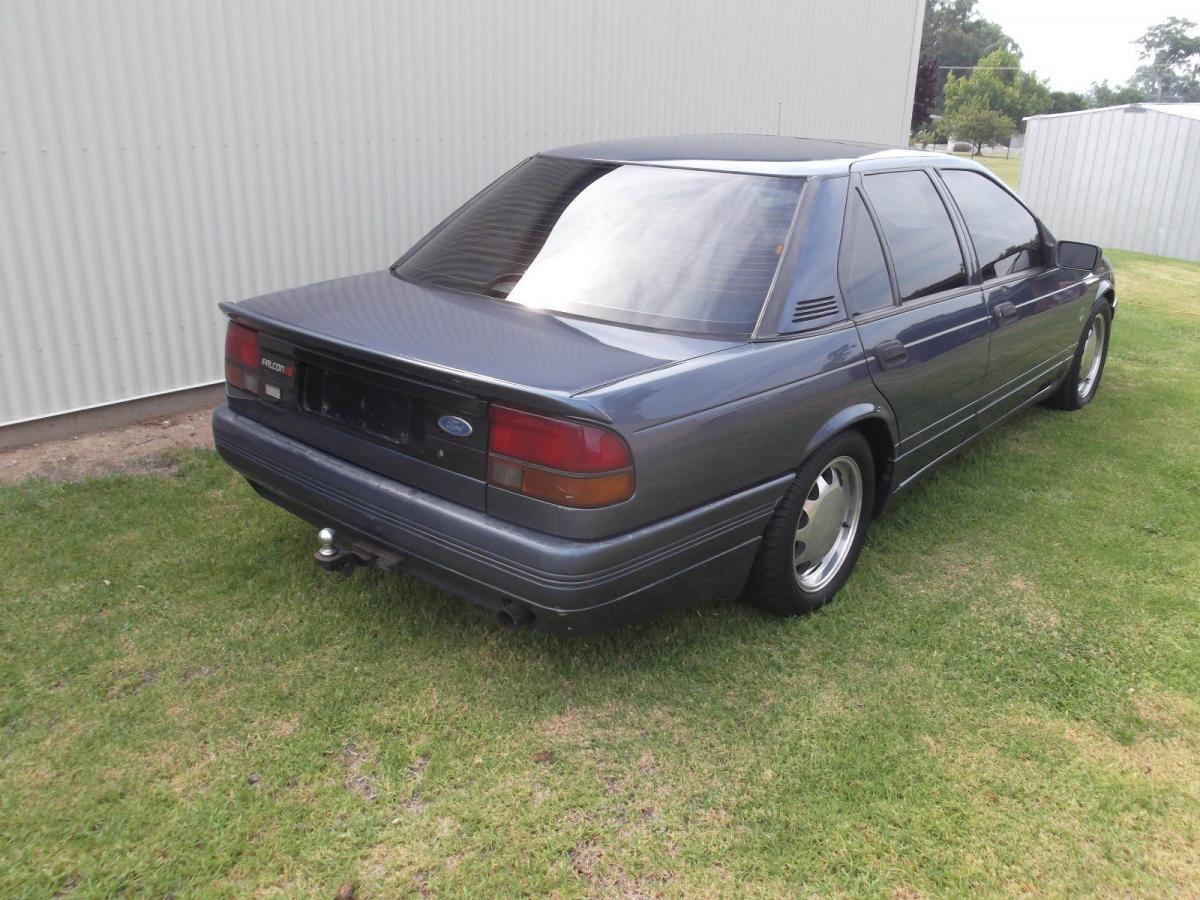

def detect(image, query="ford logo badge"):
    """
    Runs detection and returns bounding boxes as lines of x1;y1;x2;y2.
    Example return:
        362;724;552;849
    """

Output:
437;415;473;438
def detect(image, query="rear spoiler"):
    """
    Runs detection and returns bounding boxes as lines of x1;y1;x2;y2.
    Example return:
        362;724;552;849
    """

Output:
219;302;613;424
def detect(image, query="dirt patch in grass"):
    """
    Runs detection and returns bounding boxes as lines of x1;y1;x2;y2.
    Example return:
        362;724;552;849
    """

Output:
182;665;220;684
341;745;377;801
539;708;589;742
0;408;213;484
106;669;159;700
567;837;669;898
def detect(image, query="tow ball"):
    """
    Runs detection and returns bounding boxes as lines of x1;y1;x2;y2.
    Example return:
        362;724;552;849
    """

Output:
314;527;404;576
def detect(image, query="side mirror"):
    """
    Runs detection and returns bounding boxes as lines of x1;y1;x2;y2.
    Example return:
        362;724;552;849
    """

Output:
1056;240;1101;271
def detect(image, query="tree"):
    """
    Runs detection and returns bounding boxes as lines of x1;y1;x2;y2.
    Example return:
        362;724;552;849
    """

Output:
1128;65;1200;102
919;0;1019;111
1133;17;1200;101
1086;80;1146;108
944;100;1015;155
911;57;940;131
942;48;1051;133
1048;90;1088;114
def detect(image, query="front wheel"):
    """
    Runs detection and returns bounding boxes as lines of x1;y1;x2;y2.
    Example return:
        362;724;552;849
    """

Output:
1049;298;1112;410
744;430;875;616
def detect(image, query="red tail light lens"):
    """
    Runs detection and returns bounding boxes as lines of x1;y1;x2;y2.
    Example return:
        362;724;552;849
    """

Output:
224;322;260;392
488;406;630;472
487;405;634;507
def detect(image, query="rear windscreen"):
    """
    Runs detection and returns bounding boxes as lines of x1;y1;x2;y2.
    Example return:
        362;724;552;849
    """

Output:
393;157;804;336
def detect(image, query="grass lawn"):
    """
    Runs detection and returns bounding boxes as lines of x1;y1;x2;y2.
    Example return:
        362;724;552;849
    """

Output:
2;252;1198;897
951;152;1021;190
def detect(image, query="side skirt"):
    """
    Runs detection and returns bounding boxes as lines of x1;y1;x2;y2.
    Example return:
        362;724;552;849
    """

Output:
891;366;1066;496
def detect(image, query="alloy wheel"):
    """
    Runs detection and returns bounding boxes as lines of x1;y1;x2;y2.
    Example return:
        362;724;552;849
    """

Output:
1077;311;1106;401
793;455;863;592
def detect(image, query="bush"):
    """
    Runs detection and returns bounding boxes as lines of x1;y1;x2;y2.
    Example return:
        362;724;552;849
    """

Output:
912;122;949;148
953;141;972;153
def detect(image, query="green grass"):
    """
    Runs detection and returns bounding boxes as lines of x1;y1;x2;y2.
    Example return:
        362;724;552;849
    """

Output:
952;152;1021;190
2;252;1199;897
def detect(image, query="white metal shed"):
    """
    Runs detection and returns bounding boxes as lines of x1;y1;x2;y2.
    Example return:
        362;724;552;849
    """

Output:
1018;104;1200;263
0;0;926;428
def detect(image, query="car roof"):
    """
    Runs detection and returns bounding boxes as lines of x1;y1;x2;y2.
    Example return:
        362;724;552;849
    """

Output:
540;133;956;177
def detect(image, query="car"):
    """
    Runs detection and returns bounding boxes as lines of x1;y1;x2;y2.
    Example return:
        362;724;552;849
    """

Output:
213;133;1115;635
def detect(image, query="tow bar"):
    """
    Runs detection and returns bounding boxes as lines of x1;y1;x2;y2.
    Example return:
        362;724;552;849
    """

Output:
314;527;405;576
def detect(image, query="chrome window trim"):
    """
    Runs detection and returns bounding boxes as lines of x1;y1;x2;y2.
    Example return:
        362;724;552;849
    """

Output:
904;316;993;349
850;282;982;326
1013;278;1090;309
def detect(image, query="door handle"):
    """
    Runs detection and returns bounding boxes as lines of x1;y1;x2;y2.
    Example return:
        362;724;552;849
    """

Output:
994;301;1018;324
875;339;908;370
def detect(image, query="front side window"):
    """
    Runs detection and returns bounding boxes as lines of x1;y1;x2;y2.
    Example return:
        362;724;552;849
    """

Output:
839;190;893;315
941;169;1043;280
394;157;804;336
863;170;968;302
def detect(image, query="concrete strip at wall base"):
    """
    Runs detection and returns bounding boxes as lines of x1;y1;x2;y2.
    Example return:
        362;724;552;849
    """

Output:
0;383;224;451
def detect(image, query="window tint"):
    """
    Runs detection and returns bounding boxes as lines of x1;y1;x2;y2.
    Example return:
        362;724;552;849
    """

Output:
839;190;893;315
394;156;803;336
941;170;1042;280
863;170;967;302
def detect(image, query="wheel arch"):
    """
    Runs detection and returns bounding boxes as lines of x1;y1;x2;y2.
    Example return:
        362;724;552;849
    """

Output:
800;403;897;519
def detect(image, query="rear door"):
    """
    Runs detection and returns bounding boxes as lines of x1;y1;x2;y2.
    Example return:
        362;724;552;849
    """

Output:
846;168;991;487
937;168;1094;428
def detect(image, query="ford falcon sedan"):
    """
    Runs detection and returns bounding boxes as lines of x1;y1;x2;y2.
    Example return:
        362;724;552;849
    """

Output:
213;134;1115;634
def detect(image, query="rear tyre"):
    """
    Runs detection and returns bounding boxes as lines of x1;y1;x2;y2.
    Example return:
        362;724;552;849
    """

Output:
1049;297;1112;410
745;430;875;616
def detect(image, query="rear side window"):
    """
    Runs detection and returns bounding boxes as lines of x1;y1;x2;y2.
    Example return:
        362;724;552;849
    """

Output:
863;170;968;302
393;156;804;336
839;190;893;315
941;170;1042;280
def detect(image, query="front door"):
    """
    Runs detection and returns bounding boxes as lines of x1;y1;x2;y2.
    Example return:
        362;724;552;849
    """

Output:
937;168;1094;428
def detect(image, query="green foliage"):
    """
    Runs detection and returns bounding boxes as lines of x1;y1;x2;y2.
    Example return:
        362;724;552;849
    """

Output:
1128;65;1200;103
943;99;1015;154
1133;17;1200;101
919;0;1019;111
1048;90;1088;114
912;119;949;148
1087;80;1147;108
942;48;1049;139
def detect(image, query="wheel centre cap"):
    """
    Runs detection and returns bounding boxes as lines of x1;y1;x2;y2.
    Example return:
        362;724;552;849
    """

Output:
805;481;847;561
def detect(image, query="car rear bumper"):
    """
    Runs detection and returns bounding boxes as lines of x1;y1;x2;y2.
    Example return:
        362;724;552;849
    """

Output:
212;404;788;634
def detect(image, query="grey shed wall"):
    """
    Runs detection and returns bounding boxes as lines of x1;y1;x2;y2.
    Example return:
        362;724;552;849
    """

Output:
1018;105;1200;263
0;0;927;426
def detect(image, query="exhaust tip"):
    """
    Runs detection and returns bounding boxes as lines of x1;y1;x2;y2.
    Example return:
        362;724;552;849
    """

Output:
498;601;535;631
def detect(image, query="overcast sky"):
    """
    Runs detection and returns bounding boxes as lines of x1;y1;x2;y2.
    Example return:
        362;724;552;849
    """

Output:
973;0;1195;93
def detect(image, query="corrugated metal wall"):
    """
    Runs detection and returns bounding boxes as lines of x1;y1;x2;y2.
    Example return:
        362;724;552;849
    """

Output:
1019;106;1200;262
0;0;925;425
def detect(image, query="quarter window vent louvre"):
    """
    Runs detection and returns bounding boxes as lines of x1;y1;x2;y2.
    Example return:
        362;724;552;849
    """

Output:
790;296;840;324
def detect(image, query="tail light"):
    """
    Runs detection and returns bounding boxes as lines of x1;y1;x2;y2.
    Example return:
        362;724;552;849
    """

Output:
486;405;634;508
225;322;260;392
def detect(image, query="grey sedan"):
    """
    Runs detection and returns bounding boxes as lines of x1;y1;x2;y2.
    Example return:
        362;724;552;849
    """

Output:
213;134;1114;634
